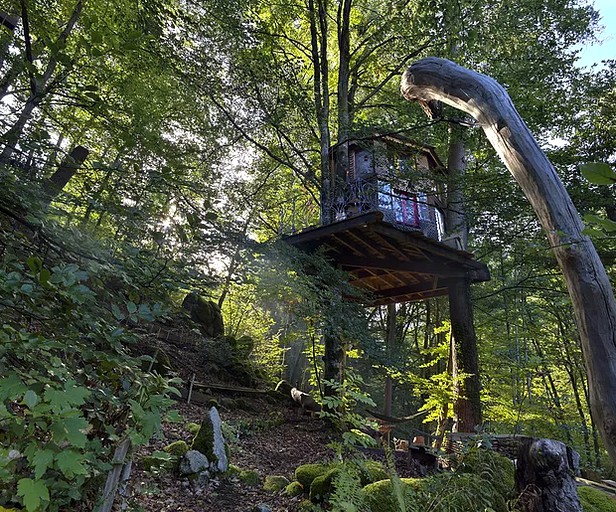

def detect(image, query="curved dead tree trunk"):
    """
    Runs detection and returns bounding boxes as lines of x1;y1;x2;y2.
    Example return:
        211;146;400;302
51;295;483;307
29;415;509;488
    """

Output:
401;57;616;467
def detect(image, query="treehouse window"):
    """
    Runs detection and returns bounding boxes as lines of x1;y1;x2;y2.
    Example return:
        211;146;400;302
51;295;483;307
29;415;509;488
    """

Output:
378;182;419;227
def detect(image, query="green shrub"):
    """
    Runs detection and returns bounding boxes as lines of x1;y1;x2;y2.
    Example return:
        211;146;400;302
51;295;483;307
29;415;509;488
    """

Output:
455;447;515;500
362;472;502;512
0;258;179;511
578;486;616;512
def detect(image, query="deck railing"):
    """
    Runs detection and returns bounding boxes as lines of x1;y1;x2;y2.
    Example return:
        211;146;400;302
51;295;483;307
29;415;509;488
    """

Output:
324;179;444;241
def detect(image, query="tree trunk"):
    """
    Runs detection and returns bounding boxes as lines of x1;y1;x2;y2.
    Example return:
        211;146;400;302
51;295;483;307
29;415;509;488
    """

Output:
0;10;18;70
448;277;482;431
401;57;616;467
0;0;83;163
45;145;89;202
323;332;344;395
516;438;582;512
383;303;396;417
445;123;482;432
445;124;468;247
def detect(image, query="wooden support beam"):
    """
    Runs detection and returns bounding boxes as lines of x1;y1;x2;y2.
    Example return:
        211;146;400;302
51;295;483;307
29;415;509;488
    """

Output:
284;211;383;248
371;280;448;301
370;223;475;265
346;229;387;258
336;253;467;277
0;11;18;31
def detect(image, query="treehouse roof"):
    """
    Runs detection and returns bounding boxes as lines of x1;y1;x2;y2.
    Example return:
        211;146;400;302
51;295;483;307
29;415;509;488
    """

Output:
330;133;446;172
284;211;490;306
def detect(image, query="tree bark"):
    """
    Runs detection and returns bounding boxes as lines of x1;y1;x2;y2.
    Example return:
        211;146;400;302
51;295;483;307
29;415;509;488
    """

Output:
445;123;482;432
383;303;396;417
401;57;616;467
445;124;468;248
516;438;582;512
45;145;89;201
448;277;482;431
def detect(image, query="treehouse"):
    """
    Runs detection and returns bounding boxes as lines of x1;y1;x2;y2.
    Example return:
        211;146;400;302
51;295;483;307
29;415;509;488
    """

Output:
284;134;490;305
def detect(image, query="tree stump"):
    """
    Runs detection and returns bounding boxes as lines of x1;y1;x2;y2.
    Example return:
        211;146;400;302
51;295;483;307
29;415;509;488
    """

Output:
516;437;582;512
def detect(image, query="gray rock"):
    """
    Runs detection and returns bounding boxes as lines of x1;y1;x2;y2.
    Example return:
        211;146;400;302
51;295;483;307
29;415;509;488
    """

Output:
191;406;228;473
251;505;272;512
179;450;210;475
209;407;228;472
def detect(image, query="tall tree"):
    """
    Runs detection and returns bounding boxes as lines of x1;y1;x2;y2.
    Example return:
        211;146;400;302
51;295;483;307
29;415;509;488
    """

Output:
401;55;616;468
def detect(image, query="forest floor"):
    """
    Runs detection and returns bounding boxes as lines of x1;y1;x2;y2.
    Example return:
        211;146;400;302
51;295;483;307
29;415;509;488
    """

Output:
131;396;335;512
127;319;427;512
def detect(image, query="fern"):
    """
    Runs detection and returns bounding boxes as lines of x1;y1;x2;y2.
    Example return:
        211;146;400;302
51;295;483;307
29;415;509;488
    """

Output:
329;462;370;512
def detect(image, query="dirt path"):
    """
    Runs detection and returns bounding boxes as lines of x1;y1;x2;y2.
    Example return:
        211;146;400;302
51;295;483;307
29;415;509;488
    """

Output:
131;398;335;512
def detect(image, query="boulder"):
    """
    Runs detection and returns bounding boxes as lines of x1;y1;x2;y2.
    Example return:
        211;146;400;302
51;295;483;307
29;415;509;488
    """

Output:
191;406;229;473
179;450;209;475
294;463;329;489
182;292;224;338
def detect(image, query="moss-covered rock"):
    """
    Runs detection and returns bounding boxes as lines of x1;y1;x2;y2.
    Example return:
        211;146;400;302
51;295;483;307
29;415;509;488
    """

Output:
182;292;224;338
285;481;304;497
191;407;228;472
239;469;261;486
309;468;341;503
263;475;290;493
227;335;255;357
455;447;515;500
362;473;505;512
187;422;201;435
359;460;389;486
297;499;317;511
163;440;189;457
362;478;420;512
295;463;329;489
578;486;616;512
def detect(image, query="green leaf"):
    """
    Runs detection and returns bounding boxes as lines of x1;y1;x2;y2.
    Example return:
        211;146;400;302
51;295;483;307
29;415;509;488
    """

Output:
22;389;39;409
127;301;137;314
63;380;91;406
38;268;51;285
50;416;88;448
55;450;87;478
111;304;125;321
0;374;27;401
31;449;54;479
27;256;43;274
17;478;49;512
580;162;616;185
583;214;616;232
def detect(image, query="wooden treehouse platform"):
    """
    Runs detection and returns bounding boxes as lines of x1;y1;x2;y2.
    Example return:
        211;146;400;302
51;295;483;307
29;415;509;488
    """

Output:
283;211;490;306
